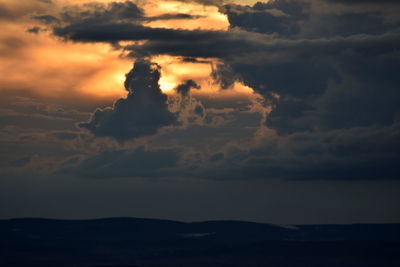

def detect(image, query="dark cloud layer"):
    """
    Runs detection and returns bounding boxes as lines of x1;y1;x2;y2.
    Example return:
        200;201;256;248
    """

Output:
59;1;143;24
221;0;400;38
219;123;400;181
35;1;204;28
63;122;400;181
79;60;176;140
61;146;181;179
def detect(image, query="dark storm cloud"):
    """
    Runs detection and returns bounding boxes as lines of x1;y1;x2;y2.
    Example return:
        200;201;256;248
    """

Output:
47;0;400;180
216;32;400;134
53;13;400;61
52;1;398;105
51;2;236;55
221;0;400;38
54;22;222;43
210;0;400;135
54;22;270;59
79;59;176;140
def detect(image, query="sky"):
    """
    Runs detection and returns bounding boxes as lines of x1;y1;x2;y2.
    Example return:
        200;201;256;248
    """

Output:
0;0;399;224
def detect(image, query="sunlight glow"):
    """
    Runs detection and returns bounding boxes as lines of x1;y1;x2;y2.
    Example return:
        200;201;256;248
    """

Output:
142;0;229;30
152;55;256;99
0;0;255;101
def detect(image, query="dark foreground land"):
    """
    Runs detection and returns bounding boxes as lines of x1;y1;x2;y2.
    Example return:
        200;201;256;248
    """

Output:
1;218;400;267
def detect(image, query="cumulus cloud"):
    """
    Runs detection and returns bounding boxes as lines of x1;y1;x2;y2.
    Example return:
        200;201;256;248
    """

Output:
79;59;176;140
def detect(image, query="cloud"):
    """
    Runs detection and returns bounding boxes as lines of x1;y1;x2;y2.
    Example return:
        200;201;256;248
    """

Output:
79;59;176;140
26;27;42;34
61;121;400;180
32;15;59;24
172;80;206;126
176;80;201;97
60;146;182;179
176;0;224;6
0;0;50;22
209;0;400;135
34;1;204;28
220;1;307;37
58;1;144;24
217;32;400;134
40;0;400;181
146;13;205;21
218;123;400;180
54;21;227;46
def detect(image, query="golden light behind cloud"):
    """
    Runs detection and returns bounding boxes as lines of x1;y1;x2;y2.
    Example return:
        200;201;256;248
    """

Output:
0;21;131;100
152;55;256;101
143;0;229;30
152;55;215;93
0;0;257;102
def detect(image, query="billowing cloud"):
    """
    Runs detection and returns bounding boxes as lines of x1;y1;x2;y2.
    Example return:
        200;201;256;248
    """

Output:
79;59;176;140
54;0;399;181
215;1;400;133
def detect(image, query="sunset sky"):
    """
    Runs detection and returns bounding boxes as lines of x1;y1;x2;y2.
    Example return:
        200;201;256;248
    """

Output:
0;0;399;224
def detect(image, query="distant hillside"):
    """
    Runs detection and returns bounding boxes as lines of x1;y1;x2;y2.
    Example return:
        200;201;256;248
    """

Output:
1;218;400;266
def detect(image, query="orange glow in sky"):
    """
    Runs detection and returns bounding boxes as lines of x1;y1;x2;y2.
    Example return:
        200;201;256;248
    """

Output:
153;55;255;101
0;22;132;99
143;1;229;30
152;55;217;93
0;0;256;101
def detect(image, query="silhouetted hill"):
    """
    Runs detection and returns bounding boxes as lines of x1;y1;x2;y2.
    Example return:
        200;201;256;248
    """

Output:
1;218;400;266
